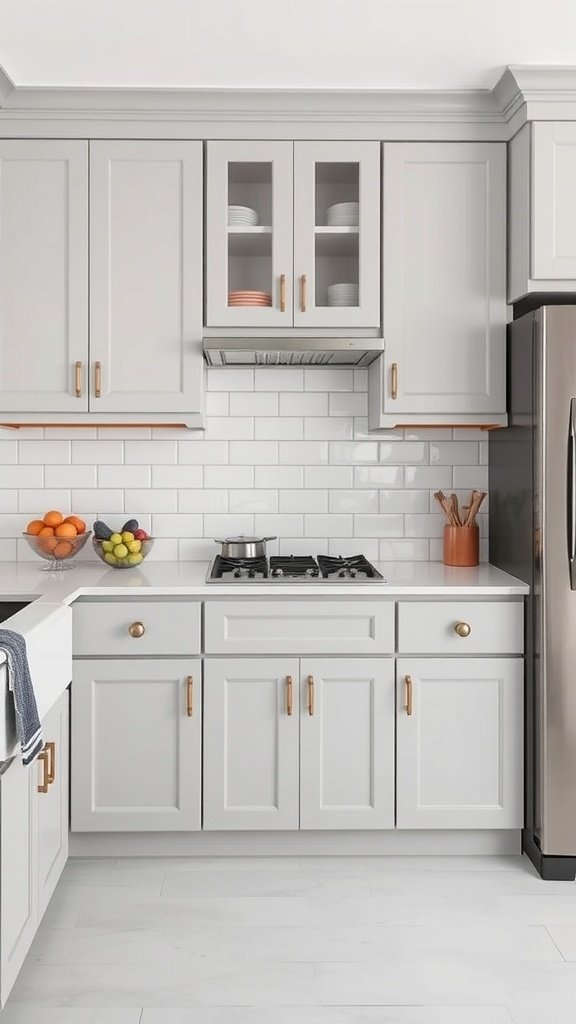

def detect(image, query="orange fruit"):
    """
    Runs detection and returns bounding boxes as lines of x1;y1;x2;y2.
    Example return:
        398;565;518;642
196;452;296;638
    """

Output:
38;536;58;554
38;526;55;537
55;522;77;538
43;510;64;528
53;540;73;559
26;519;44;535
63;515;86;535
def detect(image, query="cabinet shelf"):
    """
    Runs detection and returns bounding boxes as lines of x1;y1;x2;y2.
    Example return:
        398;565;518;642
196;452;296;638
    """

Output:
228;226;273;256
314;226;359;257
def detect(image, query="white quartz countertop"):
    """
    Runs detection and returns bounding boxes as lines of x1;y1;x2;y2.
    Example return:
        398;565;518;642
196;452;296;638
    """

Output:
0;560;529;606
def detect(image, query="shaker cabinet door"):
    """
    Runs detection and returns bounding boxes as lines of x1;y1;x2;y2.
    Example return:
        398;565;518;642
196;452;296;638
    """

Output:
293;141;380;328
90;140;203;414
0;140;88;413
71;658;202;831
0;749;37;1007
396;658;523;829
299;657;394;829
37;690;69;918
205;141;294;328
374;142;506;422
203;658;300;830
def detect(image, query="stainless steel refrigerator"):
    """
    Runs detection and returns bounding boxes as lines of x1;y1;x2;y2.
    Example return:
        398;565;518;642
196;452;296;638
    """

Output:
490;304;576;880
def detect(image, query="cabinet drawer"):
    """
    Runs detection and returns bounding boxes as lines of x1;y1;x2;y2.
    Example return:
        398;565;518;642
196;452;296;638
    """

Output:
73;599;201;656
397;601;523;655
204;600;394;655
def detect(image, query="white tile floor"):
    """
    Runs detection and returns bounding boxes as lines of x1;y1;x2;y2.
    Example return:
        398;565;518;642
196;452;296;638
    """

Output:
4;855;576;1022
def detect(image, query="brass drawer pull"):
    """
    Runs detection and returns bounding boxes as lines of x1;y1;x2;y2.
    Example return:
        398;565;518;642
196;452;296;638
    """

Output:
454;621;471;638
280;274;287;313
37;749;49;793
94;361;102;398
405;675;413;716
391;362;398;400
308;674;314;716
286;675;293;716
128;621;145;638
186;675;194;717
45;741;56;784
74;361;82;398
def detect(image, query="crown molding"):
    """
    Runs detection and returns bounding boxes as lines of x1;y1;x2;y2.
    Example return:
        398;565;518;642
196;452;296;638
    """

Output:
0;63;14;107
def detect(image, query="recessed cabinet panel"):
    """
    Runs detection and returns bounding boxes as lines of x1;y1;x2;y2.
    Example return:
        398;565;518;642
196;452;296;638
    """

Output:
293;142;380;328
203;658;299;830
90;140;203;414
0;140;88;413
372;142;506;425
71;659;201;831
397;601;523;655
396;658;523;829
206;141;294;328
0;749;37;1006
37;692;69;918
532;122;576;280
300;658;394;829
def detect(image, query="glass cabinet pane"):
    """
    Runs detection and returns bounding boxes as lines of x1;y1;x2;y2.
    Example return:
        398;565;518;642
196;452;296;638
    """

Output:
227;162;273;308
314;162;360;309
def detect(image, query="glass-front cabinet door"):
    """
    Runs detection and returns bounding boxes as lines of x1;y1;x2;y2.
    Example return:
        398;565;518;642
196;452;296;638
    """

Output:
205;141;293;327
293;142;380;328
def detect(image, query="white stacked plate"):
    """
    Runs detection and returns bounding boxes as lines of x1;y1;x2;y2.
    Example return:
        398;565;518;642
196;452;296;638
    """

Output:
326;202;359;227
228;205;258;227
327;283;359;306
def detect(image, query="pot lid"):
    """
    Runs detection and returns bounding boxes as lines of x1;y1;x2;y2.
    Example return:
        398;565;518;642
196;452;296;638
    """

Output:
214;535;276;544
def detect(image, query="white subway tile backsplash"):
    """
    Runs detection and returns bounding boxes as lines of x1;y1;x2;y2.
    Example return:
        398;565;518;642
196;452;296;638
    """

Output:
255;368;303;391
255;417;304;440
256;465;303;489
304;368;353;392
229;489;278;514
278;441;328;465
7;374;488;561
305;514;353;537
205;465;254;489
329;490;378;514
152;466;203;489
125;440;177;465
279;392;328;417
45;465;96;489
280;490;328;513
304;417;353;441
231;392;278;417
179;489;228;513
230;441;278;465
179;440;228;465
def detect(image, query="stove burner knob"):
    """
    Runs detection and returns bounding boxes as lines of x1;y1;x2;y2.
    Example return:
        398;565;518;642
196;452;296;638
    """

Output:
271;567;283;577
305;568;315;576
349;567;358;578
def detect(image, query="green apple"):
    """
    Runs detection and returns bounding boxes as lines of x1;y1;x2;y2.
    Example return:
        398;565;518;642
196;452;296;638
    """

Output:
127;552;143;565
121;531;134;544
110;533;122;546
104;552;117;564
101;540;114;552
113;543;128;558
127;539;141;553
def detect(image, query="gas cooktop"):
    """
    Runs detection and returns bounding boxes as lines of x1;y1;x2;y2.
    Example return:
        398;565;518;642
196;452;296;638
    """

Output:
206;554;386;583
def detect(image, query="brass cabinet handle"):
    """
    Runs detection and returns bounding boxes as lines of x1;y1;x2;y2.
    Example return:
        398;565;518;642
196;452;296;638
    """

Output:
454;621;471;638
37;749;49;793
186;675;194;717
405;675;413;717
128;621;145;638
300;274;307;313
94;361;102;398
391;362;398;400
307;674;314;716
286;675;293;716
280;274;287;313
45;741;56;785
74;361;83;398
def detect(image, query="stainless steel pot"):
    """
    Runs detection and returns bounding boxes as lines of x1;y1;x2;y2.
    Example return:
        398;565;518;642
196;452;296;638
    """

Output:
214;535;276;559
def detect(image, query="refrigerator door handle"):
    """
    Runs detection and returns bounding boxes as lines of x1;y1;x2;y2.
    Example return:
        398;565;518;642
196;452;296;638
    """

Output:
568;398;576;589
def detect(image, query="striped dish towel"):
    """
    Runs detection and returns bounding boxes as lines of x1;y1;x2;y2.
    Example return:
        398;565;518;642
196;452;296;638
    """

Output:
0;629;43;764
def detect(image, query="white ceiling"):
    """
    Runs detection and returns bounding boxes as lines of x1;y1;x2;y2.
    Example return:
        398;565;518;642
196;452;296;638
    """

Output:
1;0;576;91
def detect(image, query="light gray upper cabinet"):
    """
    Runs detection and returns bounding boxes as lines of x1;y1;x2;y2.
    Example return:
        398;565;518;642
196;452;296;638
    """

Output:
509;122;576;300
370;142;507;428
90;140;203;415
0;140;88;413
205;140;380;329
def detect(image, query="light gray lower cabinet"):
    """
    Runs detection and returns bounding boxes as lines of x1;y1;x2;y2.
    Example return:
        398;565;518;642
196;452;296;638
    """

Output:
71;658;201;831
202;656;395;831
0;689;69;1008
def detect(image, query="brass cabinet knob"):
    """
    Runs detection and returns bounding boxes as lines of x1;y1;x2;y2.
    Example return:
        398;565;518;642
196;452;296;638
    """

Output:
128;621;145;638
454;621;471;638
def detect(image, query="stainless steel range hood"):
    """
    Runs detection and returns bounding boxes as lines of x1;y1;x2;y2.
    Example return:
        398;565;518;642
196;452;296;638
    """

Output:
203;336;384;368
